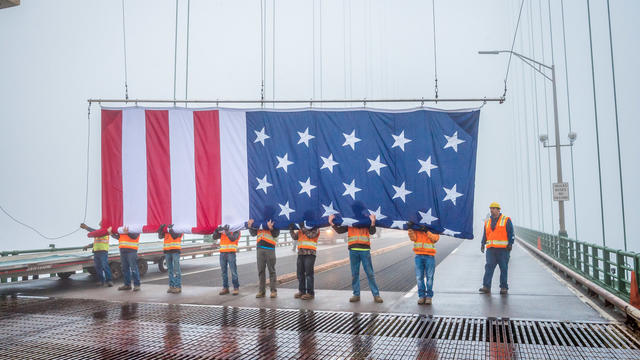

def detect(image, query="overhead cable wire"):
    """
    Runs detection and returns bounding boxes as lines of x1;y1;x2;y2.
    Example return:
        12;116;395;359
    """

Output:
272;0;276;107
529;0;544;231
586;0;606;246
185;0;191;104
172;0;179;104
559;0;579;240
605;0;627;250
121;0;129;100
432;0;438;99
260;0;265;103
502;0;526;98
538;0;554;234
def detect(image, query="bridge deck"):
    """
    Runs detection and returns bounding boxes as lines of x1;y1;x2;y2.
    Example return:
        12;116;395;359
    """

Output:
0;233;632;359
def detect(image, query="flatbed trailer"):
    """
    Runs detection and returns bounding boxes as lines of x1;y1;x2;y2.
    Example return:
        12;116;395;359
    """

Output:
0;234;293;282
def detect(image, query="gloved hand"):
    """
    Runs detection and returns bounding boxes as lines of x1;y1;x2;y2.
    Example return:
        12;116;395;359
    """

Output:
298;221;305;230
288;223;296;230
481;243;485;253
506;244;513;251
420;225;428;232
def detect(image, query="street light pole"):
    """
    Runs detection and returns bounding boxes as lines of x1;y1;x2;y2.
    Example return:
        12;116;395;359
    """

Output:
479;50;568;237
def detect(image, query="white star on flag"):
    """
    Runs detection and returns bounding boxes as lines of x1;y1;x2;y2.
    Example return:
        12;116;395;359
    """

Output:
419;208;438;225
368;206;387;220
256;175;272;194
418;156;438;177
341;217;358;226
254;127;270;146
276;153;293;173
443;228;461;237
391;130;412;151
320;154;339;173
444;131;465;152
342;179;362;200
321;202;338;217
367;155;387;176
298;177;316;197
391;220;406;229
278;201;295;220
342;129;361;150
443;184;463;205
297;127;315;147
392;182;412;203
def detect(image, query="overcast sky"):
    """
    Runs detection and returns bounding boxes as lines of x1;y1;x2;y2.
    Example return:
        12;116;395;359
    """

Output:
0;0;638;251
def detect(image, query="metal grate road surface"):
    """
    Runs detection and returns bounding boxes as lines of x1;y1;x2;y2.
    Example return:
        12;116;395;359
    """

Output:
1;297;639;359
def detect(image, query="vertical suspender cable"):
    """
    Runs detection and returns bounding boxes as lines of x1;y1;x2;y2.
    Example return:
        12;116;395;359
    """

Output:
260;0;265;104
503;0;525;98
348;1;352;100
605;0;627;250
586;0;606;246
319;0;323;101
529;0;544;231
121;0;129;100
519;24;533;227
432;0;438;100
538;0;554;234
272;0;275;107
172;0;179;104
185;0;190;104
343;1;347;99
560;0;579;240
312;0;315;100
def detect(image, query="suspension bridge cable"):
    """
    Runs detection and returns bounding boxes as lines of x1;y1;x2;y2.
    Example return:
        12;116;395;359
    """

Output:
272;0;276;107
519;25;533;228
260;0;265;103
432;0;438;99
312;0;315;100
348;1;352;100
121;0;129;100
585;0;606;246
529;0;545;232
538;0;554;234
502;0;526;98
559;0;579;240
0;104;93;240
172;0;179;104
343;1;347;99
185;0;190;104
605;0;627;250
319;0;323;101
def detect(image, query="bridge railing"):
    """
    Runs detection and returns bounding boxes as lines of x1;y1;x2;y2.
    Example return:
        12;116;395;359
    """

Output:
516;226;638;303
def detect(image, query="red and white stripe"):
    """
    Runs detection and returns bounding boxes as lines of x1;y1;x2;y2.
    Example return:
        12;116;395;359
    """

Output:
100;108;249;234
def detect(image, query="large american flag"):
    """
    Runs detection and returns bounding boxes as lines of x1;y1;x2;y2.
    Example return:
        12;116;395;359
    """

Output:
100;107;480;239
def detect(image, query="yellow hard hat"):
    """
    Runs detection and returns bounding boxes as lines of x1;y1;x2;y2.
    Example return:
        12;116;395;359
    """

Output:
489;202;501;209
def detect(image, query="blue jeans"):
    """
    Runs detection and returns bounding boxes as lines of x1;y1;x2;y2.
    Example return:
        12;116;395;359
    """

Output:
415;254;435;298
220;252;239;289
120;250;140;287
349;249;380;297
165;252;182;288
482;248;510;289
93;251;112;284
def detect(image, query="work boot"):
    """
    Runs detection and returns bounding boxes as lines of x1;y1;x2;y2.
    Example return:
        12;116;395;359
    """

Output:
106;281;114;287
373;296;384;303
118;285;132;291
270;290;278;298
132;286;141;292
478;287;491;294
232;288;239;296
349;295;360;303
294;292;303;299
425;297;432;305
174;287;182;294
500;288;508;295
167;287;174;293
418;298;426;305
256;291;266;298
219;288;230;295
301;294;314;300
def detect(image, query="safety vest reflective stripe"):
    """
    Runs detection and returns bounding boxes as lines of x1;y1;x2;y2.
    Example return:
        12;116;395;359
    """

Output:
485;215;509;248
219;233;239;253
298;231;318;250
347;228;370;246
163;233;182;251
412;230;438;255
118;235;139;251
93;235;110;252
257;230;276;246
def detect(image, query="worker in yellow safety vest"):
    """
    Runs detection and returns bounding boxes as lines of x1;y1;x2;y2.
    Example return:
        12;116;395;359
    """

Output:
406;221;440;305
80;222;113;287
479;202;514;295
328;213;383;304
158;224;183;294
107;226;141;291
213;225;241;295
247;219;280;298
289;221;320;300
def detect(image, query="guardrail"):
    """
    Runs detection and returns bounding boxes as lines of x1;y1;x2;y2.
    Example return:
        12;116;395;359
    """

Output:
516;226;639;304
